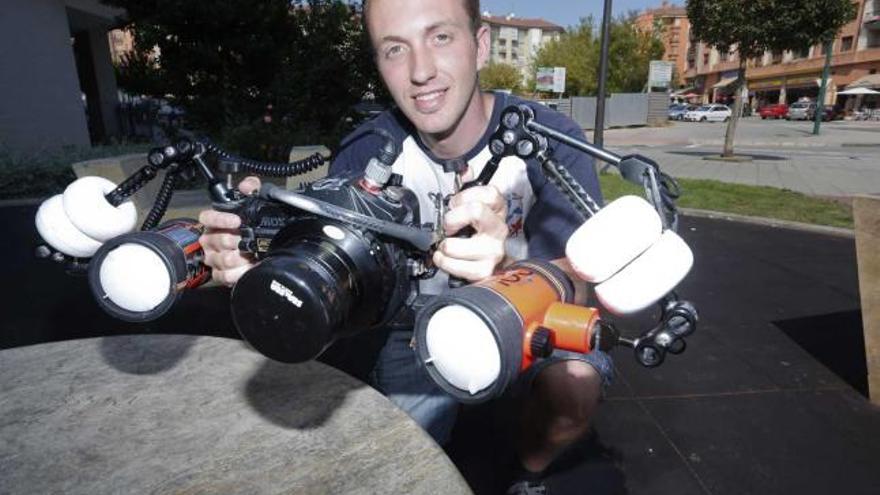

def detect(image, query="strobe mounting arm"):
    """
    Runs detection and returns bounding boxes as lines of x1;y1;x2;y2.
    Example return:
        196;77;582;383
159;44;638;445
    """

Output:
612;296;698;367
473;104;681;231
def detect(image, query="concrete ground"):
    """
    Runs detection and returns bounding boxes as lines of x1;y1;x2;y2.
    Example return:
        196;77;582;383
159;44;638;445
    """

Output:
600;118;880;197
2;198;879;494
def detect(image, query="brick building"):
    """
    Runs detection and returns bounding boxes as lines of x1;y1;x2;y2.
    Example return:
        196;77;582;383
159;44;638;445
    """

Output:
634;2;691;91
639;1;880;109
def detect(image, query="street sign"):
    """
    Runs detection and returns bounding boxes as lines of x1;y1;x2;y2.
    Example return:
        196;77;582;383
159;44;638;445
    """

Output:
536;67;566;93
648;60;673;88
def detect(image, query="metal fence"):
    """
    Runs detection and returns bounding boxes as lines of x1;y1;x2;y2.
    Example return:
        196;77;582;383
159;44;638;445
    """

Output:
540;92;668;130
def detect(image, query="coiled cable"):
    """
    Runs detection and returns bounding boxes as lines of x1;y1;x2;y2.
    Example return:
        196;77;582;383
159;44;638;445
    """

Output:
141;168;178;231
200;139;327;177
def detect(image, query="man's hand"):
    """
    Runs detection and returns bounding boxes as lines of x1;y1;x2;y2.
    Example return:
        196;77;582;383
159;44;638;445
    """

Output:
433;185;508;281
198;176;261;287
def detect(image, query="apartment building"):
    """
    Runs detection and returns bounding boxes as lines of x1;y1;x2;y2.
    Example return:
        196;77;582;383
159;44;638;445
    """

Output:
641;1;880;108
481;13;565;83
634;2;691;89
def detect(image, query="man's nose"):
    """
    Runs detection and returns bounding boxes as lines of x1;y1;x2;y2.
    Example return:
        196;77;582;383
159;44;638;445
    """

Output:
409;45;437;84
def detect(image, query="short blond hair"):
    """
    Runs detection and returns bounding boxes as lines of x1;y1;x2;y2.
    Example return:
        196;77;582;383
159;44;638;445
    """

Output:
363;0;482;37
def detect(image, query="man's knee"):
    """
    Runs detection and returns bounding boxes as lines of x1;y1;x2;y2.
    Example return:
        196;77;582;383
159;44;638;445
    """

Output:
532;360;602;424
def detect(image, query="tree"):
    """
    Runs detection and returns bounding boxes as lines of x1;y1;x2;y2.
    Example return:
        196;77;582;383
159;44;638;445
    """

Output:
104;0;380;160
687;0;856;156
606;14;665;93
479;62;523;93
531;20;598;96
530;15;663;97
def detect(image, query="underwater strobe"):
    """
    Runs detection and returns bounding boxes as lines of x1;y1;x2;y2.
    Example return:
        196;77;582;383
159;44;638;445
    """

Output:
414;259;618;403
87;219;211;322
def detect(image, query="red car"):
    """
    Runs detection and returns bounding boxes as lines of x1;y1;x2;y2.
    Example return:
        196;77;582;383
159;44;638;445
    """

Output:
759;103;789;119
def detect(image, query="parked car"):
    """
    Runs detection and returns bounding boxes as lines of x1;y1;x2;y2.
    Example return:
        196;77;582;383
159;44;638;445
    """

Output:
668;104;698;120
808;104;843;121
786;101;815;120
759;103;788;119
684;104;732;122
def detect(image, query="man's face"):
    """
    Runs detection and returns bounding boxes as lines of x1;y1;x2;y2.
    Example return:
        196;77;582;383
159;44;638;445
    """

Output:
367;0;489;137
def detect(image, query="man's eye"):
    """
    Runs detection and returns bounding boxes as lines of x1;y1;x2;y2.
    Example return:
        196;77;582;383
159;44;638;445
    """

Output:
385;45;404;58
434;33;452;44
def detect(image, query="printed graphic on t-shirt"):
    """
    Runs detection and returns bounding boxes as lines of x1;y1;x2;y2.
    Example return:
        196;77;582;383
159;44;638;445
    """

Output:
506;192;524;238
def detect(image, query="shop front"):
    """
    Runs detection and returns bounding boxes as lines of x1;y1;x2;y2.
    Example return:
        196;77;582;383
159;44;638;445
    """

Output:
749;73;826;106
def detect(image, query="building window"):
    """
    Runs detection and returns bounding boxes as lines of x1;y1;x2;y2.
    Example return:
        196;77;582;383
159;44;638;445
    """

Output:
720;51;729;62
840;36;854;52
794;46;811;59
771;51;783;64
703;52;709;65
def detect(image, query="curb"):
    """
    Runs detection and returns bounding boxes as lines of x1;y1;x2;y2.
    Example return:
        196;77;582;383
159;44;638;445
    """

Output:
680;207;854;238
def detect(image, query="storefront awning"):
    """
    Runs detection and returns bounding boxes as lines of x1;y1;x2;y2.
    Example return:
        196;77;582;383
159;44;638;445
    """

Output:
671;87;695;95
848;74;880;90
712;77;738;89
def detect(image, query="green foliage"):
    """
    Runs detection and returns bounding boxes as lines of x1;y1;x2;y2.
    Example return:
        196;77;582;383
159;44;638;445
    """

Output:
686;0;857;59
0;144;150;200
104;0;381;161
531;20;598;96
606;16;665;94
530;15;664;96
479;62;523;93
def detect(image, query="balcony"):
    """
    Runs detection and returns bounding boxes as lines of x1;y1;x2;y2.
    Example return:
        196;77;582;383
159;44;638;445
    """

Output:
866;14;880;30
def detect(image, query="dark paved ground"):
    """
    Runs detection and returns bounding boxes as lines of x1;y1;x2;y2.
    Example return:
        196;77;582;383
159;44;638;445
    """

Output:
3;202;879;495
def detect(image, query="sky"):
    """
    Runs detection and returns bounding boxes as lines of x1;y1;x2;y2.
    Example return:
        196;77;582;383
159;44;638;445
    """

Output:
480;0;665;28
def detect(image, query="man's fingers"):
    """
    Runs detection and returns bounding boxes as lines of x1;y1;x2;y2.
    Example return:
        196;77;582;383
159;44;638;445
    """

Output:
438;236;505;262
199;210;241;229
212;263;253;287
238;176;262;195
203;249;253;272
444;202;508;238
200;231;241;251
432;250;497;282
449;185;505;215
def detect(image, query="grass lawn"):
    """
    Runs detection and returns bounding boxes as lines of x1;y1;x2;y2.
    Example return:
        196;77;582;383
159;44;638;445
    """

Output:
599;172;854;229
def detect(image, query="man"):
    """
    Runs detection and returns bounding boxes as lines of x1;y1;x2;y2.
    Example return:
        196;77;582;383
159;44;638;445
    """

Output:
199;0;614;492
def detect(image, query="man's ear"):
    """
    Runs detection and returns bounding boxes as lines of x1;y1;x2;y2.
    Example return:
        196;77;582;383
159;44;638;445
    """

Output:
475;24;490;71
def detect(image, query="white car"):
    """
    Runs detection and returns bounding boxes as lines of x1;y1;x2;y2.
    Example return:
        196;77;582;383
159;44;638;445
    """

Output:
684;104;732;122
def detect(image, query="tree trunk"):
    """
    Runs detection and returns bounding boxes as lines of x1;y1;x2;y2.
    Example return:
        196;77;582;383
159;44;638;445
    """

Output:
722;61;747;157
813;40;834;135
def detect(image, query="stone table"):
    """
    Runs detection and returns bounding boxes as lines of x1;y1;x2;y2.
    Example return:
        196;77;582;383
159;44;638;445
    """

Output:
0;335;472;494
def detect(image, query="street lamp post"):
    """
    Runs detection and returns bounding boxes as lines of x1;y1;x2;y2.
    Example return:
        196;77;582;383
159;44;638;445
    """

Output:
594;0;613;149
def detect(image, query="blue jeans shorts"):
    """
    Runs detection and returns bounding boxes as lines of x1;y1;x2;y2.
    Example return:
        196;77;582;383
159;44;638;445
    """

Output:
369;330;615;446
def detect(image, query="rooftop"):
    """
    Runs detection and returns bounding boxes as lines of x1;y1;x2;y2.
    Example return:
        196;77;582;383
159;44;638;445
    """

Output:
641;1;688;18
481;13;564;32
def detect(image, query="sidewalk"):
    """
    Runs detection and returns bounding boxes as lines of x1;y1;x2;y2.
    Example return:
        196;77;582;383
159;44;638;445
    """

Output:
603;118;880;149
597;119;880;197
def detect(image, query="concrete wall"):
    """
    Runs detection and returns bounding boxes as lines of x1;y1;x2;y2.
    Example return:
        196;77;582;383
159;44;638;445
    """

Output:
0;0;123;155
0;0;91;153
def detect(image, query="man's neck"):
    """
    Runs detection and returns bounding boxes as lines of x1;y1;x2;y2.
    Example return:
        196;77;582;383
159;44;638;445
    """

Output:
418;90;495;160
